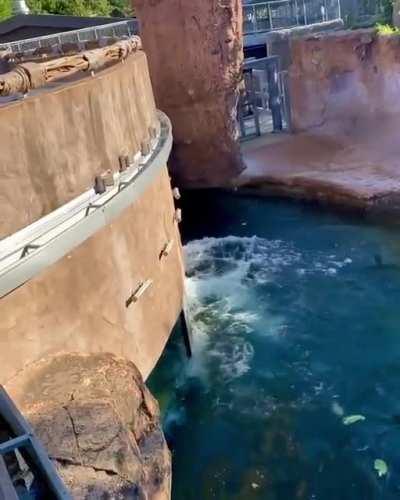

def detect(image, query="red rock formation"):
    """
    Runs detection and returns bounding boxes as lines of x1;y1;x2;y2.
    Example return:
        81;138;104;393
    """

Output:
6;353;171;500
135;0;245;188
238;30;400;212
289;29;400;134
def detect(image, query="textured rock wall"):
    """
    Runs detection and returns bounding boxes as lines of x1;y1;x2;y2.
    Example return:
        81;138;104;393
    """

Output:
289;30;400;134
135;0;245;188
6;353;171;500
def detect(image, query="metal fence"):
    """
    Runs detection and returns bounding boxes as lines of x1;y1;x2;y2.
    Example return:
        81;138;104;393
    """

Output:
243;0;341;34
0;4;342;53
0;19;138;53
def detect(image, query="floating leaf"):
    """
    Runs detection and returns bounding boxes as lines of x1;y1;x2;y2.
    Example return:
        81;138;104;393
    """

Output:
374;459;388;477
343;414;366;425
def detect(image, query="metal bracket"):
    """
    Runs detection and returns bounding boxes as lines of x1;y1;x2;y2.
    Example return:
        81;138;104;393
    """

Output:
20;244;40;259
174;208;182;224
84;203;102;217
125;279;153;308
159;239;174;260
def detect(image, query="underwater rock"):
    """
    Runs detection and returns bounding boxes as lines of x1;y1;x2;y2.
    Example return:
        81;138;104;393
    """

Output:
6;353;171;499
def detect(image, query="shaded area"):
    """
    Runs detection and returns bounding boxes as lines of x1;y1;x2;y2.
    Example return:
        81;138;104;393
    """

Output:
238;30;400;213
149;191;400;500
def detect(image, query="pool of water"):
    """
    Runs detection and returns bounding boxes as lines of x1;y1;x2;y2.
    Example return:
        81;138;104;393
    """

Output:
148;193;400;500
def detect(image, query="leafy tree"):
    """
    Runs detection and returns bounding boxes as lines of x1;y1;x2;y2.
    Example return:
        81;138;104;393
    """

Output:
26;0;132;17
0;0;11;20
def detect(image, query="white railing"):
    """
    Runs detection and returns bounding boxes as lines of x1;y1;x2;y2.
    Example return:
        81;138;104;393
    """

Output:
243;0;341;34
0;19;138;53
0;111;171;299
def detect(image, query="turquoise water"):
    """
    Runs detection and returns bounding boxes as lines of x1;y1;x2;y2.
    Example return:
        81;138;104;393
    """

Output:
148;193;400;500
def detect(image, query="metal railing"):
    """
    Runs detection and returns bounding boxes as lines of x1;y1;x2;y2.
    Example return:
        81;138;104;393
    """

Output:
0;387;71;499
0;4;342;54
0;112;172;299
243;0;341;34
0;19;138;53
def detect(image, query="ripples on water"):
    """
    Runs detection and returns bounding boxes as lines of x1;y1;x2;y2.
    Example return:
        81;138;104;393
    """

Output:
148;194;400;500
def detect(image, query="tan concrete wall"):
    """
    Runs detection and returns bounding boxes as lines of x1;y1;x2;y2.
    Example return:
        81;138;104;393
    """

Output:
0;52;157;238
0;52;185;384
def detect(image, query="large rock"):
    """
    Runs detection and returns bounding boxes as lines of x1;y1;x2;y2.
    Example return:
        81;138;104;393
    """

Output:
6;353;171;500
289;29;400;132
135;0;245;188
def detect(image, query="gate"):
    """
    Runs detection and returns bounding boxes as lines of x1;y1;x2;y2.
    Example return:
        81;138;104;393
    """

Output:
238;56;291;140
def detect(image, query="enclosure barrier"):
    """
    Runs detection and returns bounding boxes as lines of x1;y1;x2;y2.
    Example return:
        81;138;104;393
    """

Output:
0;0;343;56
243;0;341;34
0;386;71;499
0;19;138;54
0;111;172;299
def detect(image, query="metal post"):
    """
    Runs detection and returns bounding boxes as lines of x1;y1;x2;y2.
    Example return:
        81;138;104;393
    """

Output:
253;5;258;32
268;3;274;29
0;387;72;499
0;456;18;500
248;71;261;136
180;309;192;358
266;58;283;131
303;0;308;23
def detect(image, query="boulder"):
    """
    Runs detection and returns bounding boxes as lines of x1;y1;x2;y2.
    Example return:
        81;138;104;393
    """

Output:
6;353;171;500
135;0;245;187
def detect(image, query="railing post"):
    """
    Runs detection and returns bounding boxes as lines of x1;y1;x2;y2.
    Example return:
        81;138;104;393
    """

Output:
303;0;308;24
253;5;257;32
267;58;283;131
268;3;274;29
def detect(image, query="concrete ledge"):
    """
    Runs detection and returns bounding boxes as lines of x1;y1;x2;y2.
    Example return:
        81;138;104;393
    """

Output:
0;111;172;299
266;19;344;69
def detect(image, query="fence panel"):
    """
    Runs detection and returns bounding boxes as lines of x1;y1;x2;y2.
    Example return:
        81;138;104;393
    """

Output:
242;0;341;34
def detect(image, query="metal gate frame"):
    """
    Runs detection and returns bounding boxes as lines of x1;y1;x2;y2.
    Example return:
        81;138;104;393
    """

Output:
0;387;71;499
239;55;286;139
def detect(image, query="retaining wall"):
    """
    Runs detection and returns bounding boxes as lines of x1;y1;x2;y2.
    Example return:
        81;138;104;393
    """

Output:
0;52;185;384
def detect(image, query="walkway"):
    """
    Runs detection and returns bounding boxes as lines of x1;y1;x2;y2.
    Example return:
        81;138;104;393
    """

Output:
0;111;172;299
238;129;400;213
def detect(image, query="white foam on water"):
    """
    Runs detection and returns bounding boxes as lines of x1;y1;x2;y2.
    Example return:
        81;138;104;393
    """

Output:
183;236;300;382
183;236;354;384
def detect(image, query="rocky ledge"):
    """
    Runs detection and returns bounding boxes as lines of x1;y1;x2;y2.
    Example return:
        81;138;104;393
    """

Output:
6;353;171;500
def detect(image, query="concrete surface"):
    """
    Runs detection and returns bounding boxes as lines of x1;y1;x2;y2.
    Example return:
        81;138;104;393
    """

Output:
239;130;400;211
0;51;156;238
238;30;400;212
0;51;185;384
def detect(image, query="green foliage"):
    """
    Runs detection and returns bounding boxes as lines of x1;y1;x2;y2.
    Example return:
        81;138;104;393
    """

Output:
376;22;400;33
26;0;132;17
0;0;11;20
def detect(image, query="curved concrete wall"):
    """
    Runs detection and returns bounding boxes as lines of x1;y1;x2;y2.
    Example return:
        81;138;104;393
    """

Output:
0;52;185;384
0;52;157;238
